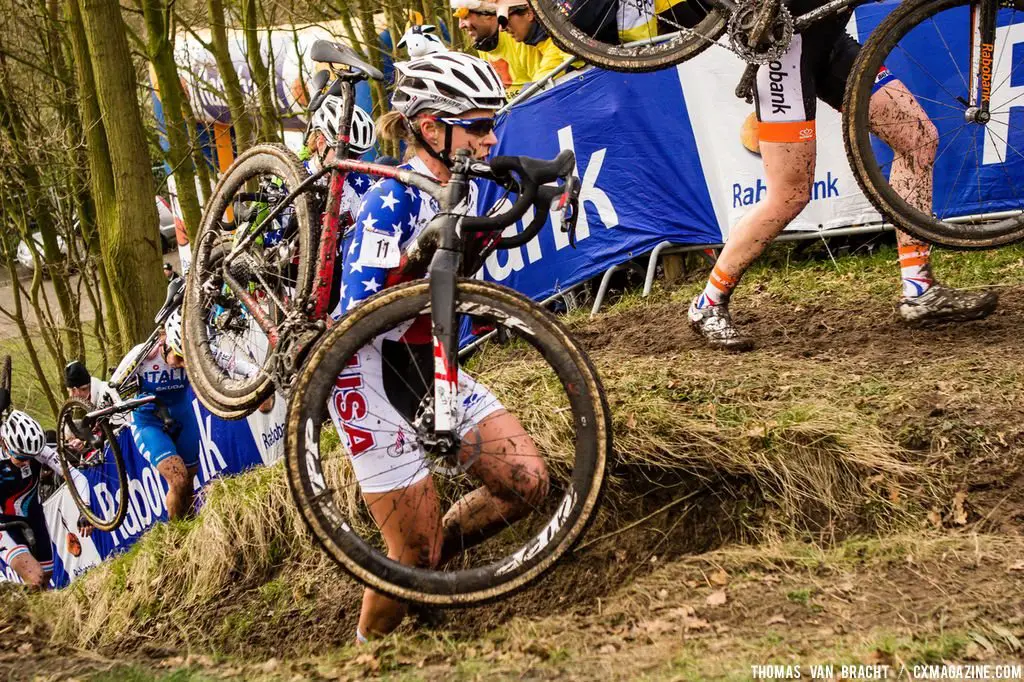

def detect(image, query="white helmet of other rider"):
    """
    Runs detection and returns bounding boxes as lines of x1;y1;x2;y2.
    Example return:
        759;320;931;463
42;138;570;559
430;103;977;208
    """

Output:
397;25;448;58
1;410;45;459
390;51;505;118
164;309;184;357
311;100;377;155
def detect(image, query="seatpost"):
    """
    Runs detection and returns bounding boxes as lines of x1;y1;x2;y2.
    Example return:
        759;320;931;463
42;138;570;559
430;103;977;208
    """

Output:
427;149;472;441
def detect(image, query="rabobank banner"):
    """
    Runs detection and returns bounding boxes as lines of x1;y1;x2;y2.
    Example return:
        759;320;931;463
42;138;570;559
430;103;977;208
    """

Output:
480;1;1024;301
0;387;286;588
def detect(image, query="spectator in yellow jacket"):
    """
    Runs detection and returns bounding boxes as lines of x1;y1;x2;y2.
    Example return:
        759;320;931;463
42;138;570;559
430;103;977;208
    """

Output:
501;0;579;84
450;0;540;98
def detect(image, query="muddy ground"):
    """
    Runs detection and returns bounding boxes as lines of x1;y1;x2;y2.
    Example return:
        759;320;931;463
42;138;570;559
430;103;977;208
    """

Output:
4;255;1024;680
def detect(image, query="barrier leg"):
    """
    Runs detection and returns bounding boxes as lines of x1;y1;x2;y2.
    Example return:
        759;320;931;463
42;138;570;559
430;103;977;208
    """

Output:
591;264;624;318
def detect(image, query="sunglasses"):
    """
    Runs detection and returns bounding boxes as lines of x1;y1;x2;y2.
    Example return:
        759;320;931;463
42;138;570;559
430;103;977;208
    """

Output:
425;115;496;137
507;6;530;16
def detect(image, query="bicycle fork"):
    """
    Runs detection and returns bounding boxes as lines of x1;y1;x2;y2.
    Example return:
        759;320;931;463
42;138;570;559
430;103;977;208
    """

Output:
966;0;998;124
426;158;472;448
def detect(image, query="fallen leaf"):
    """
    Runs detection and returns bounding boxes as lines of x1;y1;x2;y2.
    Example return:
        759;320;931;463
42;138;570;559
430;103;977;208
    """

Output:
625;413;637;430
964;642;982;661
927;509;943;528
16;643;32;655
765;614;787;625
685;580;700;589
599;644;617;654
705;590;727;606
640;619;676;635
665;605;696;619
709;569;729;586
261;658;281;673
657;588;669;601
952;491;969;525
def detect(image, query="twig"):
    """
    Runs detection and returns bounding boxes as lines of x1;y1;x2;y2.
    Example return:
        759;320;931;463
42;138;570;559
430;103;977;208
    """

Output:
577;488;703;553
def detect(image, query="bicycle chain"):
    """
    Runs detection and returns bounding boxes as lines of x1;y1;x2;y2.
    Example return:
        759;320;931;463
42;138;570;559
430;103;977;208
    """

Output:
645;1;793;64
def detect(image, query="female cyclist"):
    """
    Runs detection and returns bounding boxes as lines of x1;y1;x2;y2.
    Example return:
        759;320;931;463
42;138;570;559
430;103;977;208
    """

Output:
335;51;549;642
686;0;999;350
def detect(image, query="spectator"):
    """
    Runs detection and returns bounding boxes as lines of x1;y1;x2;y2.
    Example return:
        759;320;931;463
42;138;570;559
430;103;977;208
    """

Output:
451;0;540;98
501;0;578;84
64;361;127;431
163;263;182;285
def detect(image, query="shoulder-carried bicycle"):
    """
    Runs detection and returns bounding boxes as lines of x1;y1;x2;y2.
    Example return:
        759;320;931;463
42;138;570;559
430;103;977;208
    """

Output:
183;40;612;604
55;284;190;533
524;0;1024;249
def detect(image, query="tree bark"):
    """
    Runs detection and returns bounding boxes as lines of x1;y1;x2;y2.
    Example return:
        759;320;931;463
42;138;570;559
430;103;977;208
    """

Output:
79;0;165;348
66;0;123;347
207;0;254;152
242;0;280;143
141;0;204;242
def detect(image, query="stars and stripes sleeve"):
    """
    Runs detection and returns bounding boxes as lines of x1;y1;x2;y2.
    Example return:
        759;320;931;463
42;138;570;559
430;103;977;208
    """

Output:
336;180;417;318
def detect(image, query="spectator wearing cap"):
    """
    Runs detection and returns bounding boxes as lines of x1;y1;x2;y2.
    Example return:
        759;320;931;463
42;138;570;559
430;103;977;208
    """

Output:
64;361;126;431
500;0;579;85
450;0;540;99
163;263;181;284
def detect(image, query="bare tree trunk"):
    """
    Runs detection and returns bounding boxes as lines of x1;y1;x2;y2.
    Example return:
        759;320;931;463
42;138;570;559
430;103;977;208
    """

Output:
141;0;204;243
66;0;123;347
207;0;254;152
80;0;165;348
242;0;280;143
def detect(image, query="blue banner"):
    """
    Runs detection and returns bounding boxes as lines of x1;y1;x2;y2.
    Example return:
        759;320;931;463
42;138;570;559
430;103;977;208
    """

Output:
478;67;721;302
0;386;285;588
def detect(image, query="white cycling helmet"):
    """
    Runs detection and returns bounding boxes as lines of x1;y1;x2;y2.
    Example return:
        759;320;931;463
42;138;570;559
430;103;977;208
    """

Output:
164;309;184;357
391;52;505;118
397;25;448;58
311;99;377;155
2;410;45;458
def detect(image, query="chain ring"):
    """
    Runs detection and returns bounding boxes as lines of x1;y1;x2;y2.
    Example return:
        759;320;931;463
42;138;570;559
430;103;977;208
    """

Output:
728;1;794;65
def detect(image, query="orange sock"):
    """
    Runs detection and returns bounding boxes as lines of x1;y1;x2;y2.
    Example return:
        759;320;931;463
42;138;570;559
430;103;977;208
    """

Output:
898;243;933;297
696;265;740;308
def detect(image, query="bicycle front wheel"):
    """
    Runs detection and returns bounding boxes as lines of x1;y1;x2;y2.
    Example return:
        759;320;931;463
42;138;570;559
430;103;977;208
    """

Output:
844;0;1024;248
286;280;611;606
184;143;317;417
526;0;726;72
56;398;128;532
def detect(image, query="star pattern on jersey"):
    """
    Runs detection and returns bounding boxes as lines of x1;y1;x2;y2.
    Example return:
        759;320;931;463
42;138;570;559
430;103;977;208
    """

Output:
379;191;399;211
361;214;378;231
353;175;367;188
362;277;381;293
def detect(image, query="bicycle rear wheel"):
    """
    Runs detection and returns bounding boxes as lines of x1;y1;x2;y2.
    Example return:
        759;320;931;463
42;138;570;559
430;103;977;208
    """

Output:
844;0;1024;248
286;280;611;606
183;144;317;417
56;398;128;532
526;0;726;72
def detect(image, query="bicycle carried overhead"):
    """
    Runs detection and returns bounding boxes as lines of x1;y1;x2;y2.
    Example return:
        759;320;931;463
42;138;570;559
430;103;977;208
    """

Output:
518;0;1024;249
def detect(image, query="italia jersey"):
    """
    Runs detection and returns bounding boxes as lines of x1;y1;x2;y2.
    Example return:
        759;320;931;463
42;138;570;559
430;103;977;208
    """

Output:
336;156;481;318
112;343;188;405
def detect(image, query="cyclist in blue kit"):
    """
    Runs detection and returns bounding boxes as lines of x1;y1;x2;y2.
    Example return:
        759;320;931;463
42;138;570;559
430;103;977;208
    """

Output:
110;309;199;520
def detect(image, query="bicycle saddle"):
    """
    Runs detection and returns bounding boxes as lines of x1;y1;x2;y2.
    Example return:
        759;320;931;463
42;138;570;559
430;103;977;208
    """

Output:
311;40;383;81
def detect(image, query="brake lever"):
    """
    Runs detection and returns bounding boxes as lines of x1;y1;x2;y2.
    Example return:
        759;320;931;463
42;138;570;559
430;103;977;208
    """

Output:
558;175;581;248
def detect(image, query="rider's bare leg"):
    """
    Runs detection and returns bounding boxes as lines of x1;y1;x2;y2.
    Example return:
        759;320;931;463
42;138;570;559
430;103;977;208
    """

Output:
868;79;997;321
438;410;549;562
10;552;48;590
358;475;443;639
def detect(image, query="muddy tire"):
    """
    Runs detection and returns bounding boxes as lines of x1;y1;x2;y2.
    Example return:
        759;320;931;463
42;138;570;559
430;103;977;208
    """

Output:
526;0;726;73
56;398;128;532
286;279;611;606
843;0;1024;248
184;144;316;418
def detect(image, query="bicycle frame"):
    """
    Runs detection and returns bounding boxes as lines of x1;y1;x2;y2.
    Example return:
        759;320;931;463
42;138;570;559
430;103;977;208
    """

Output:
704;0;1000;114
